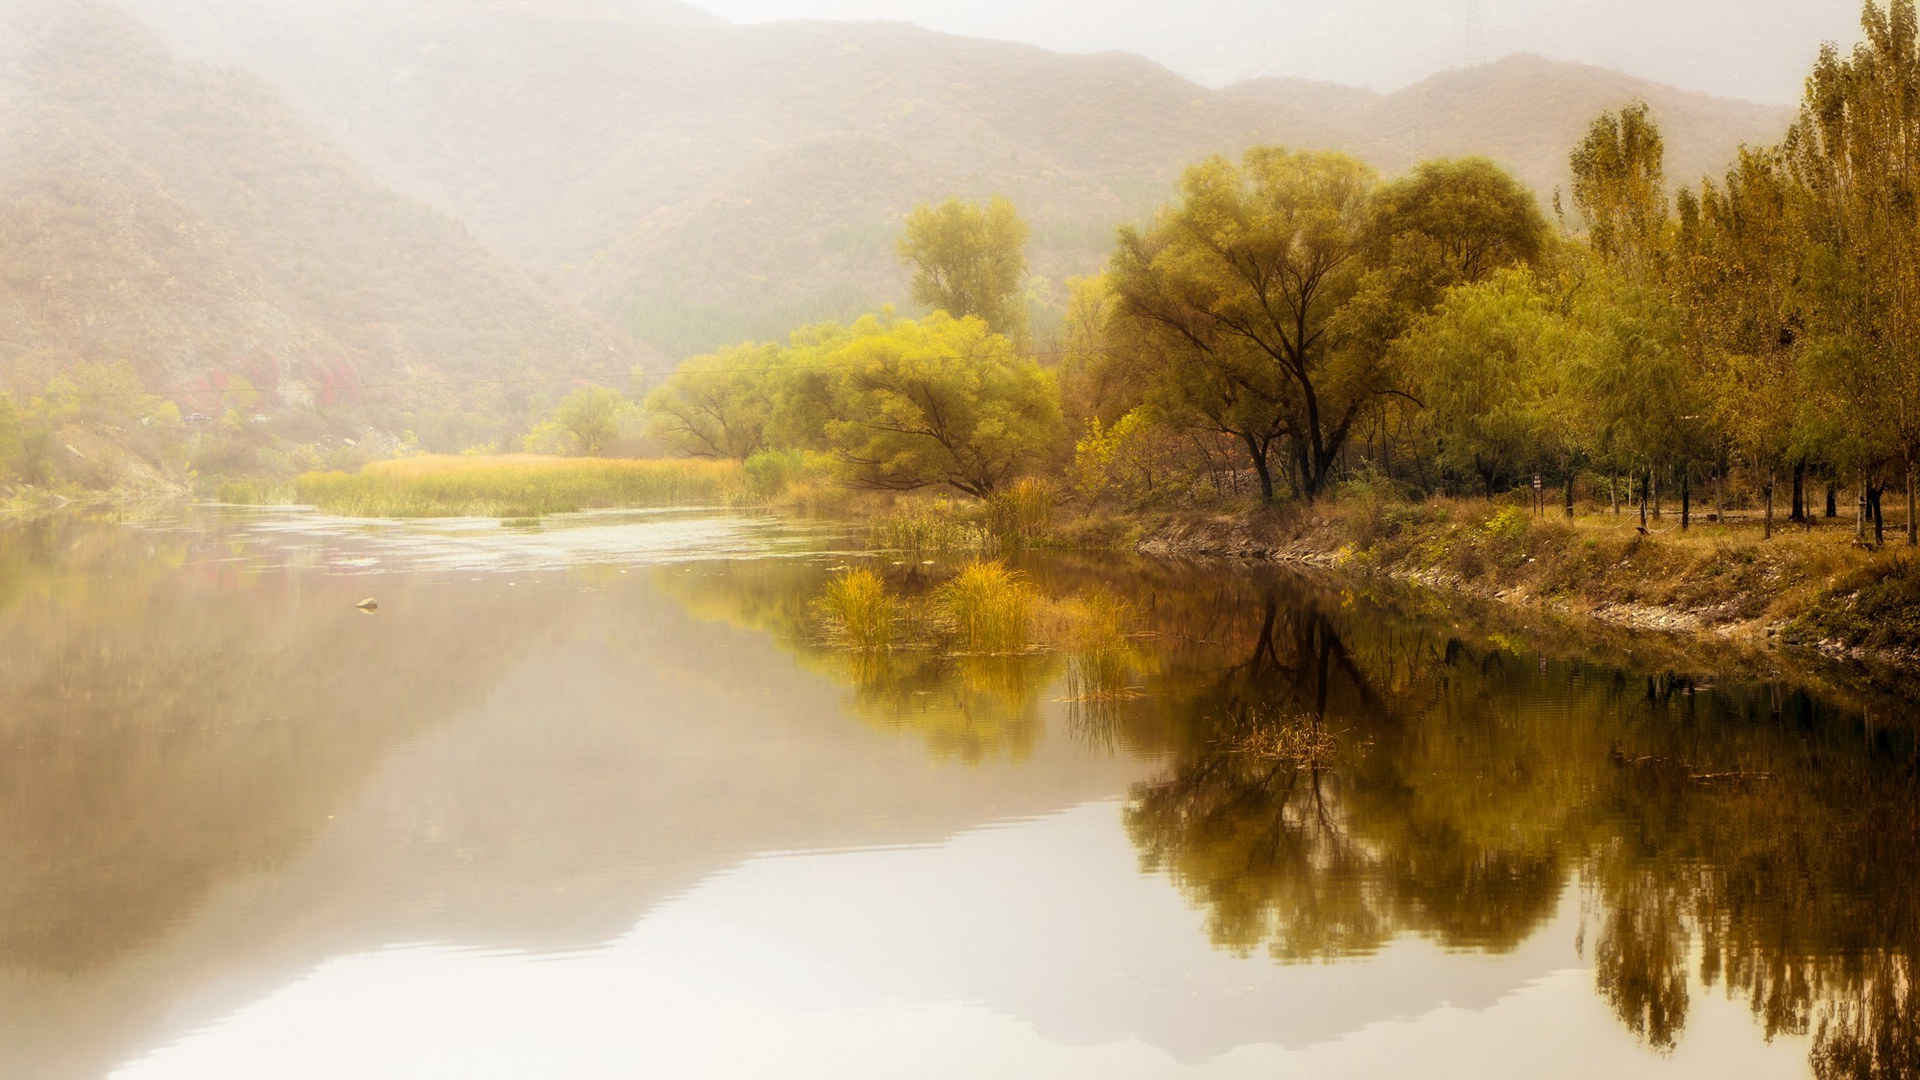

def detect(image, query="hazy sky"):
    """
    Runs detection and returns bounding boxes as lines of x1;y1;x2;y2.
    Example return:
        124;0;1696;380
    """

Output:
695;0;1865;104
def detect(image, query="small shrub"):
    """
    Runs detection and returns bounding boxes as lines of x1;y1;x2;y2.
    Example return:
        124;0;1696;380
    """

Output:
1484;505;1532;543
936;560;1034;653
742;449;817;504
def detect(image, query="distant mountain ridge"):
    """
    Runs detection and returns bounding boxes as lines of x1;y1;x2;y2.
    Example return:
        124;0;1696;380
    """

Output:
102;2;1797;359
1227;53;1792;212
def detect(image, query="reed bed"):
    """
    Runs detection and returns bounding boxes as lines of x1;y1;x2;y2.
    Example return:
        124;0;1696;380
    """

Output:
214;477;295;505
867;504;994;556
295;455;746;517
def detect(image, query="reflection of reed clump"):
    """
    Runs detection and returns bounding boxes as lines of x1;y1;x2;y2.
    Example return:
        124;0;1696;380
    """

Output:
1052;592;1151;692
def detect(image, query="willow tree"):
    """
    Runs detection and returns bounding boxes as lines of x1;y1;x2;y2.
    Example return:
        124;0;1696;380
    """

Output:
1351;157;1549;485
1109;149;1383;502
537;386;628;457
1786;0;1920;546
1392;268;1570;498
896;197;1030;340
805;312;1061;498
644;343;779;460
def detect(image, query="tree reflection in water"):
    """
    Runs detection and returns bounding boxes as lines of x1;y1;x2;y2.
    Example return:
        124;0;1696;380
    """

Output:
1111;580;1920;1075
661;556;1920;1074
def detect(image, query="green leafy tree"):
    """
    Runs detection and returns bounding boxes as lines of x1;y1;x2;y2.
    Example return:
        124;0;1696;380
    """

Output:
531;386;629;456
1677;147;1806;536
1109;149;1381;502
811;312;1060;497
1568;105;1714;524
1111;150;1543;501
1568;266;1701;525
644;344;778;459
1786;0;1920;545
1392;268;1568;496
897;197;1030;340
1365;157;1548;294
1568;103;1671;277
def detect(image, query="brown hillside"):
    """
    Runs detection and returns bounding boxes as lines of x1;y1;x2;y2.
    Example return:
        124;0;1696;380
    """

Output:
0;0;642;420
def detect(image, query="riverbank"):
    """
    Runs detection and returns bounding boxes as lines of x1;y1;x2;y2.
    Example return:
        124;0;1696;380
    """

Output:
75;452;1920;670
1136;496;1920;665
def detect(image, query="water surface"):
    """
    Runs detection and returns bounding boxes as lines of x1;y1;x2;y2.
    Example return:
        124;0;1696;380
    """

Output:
0;507;1913;1078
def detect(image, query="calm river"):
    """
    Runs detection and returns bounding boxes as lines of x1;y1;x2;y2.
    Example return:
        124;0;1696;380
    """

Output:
0;507;1913;1078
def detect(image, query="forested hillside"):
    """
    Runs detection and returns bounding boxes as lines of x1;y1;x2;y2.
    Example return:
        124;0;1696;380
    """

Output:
0;0;640;450
121;0;1790;357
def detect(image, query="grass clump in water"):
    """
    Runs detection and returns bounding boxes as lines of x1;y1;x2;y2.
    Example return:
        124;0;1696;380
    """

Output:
1049;590;1150;701
295;455;746;517
812;567;897;650
936;560;1035;653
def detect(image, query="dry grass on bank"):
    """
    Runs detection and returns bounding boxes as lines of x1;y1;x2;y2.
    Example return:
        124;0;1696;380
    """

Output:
1260;494;1917;647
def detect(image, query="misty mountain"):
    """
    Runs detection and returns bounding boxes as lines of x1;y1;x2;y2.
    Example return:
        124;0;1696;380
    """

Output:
0;0;641;426
117;1;1792;359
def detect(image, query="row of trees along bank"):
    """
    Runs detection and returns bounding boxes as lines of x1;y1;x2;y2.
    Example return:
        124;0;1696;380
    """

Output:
641;1;1920;548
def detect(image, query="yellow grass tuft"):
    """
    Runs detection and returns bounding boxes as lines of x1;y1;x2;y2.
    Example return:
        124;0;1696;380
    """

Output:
812;567;897;651
935;560;1035;653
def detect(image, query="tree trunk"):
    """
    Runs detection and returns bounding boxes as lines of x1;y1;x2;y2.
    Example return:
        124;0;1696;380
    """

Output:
1790;459;1806;523
1639;472;1649;529
1873;486;1886;548
1238;432;1275;503
1909;464;1918;548
1826;482;1838;519
1763;472;1773;540
1680;468;1690;531
1651;468;1661;519
1859;480;1869;542
1564;472;1575;518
